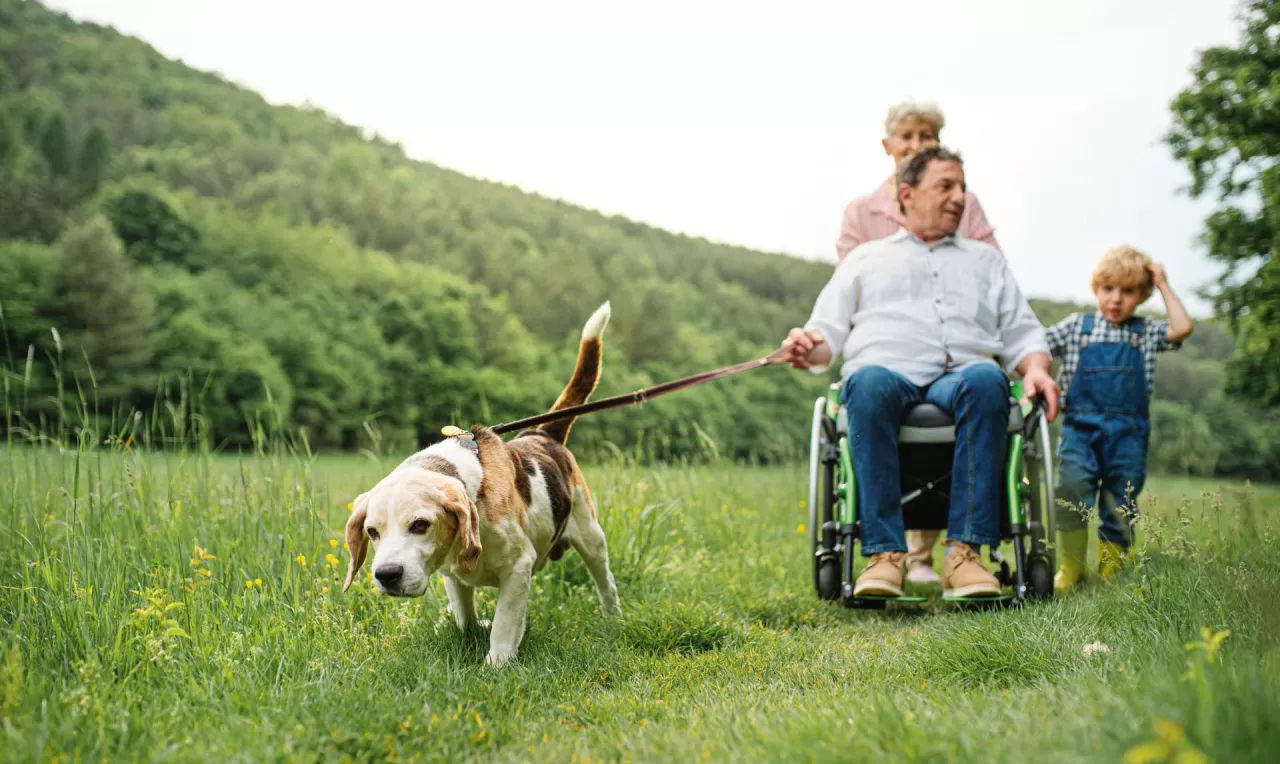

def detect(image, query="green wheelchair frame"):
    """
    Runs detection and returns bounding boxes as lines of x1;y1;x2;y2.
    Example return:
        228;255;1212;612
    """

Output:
807;378;1057;608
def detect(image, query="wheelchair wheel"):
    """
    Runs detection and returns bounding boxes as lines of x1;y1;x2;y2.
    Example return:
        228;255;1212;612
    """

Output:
1023;414;1057;582
1009;410;1056;602
817;558;841;601
808;397;824;594
1026;554;1054;598
809;397;841;601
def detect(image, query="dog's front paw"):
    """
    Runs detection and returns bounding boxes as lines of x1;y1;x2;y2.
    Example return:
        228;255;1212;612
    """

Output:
485;648;516;668
455;618;491;633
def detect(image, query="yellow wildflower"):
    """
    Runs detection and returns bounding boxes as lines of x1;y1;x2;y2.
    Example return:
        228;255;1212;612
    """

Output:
254;578;262;587
246;580;254;589
797;523;806;535
347;502;354;511
297;554;307;567
329;539;339;549
325;554;339;567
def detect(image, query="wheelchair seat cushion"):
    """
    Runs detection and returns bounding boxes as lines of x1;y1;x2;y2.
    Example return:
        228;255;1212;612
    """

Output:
835;400;1024;444
903;404;953;428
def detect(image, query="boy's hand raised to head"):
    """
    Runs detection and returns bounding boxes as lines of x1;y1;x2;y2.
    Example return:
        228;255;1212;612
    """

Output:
1146;261;1194;343
780;328;828;369
1147;262;1169;289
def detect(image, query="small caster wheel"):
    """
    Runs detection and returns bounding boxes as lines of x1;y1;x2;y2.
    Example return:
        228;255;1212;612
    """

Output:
816;557;841;601
1027;555;1054;599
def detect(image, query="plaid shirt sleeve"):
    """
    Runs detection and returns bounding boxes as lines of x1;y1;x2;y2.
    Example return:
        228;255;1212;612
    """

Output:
1145;318;1179;352
1045;314;1077;358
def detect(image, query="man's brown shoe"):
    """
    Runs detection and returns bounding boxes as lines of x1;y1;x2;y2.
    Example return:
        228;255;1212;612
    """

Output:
854;552;906;597
942;541;1001;598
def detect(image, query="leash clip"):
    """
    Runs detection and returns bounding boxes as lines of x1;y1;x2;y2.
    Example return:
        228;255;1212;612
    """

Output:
442;425;479;454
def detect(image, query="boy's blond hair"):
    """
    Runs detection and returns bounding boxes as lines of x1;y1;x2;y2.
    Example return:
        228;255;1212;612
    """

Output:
1091;245;1154;302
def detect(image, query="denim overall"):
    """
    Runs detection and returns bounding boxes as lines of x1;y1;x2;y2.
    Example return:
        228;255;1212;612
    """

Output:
1055;314;1150;547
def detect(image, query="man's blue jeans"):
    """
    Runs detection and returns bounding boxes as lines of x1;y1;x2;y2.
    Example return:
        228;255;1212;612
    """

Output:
841;364;1009;556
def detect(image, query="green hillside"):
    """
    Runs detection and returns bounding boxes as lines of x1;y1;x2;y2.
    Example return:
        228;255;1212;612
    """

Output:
0;0;1275;475
0;0;842;461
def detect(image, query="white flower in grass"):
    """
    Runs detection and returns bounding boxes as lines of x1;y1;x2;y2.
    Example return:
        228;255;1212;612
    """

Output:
1083;641;1111;657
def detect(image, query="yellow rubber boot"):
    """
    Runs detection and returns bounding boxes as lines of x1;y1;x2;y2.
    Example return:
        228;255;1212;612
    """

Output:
1098;540;1130;581
1053;530;1089;591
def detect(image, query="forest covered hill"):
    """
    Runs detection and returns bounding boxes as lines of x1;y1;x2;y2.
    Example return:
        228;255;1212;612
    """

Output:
1;0;1275;476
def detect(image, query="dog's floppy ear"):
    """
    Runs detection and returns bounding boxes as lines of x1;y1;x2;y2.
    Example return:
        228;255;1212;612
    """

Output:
343;492;370;592
445;487;482;573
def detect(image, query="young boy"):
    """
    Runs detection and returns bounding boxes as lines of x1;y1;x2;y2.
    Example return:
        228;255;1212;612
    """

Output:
1045;246;1194;590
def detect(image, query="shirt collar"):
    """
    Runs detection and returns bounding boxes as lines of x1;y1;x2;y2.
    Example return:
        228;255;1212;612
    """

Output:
1095;310;1140;327
893;226;958;250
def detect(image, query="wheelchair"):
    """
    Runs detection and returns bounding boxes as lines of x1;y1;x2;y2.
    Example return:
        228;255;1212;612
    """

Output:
807;377;1057;608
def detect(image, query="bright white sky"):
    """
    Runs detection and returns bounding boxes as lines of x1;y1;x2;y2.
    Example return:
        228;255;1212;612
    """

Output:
49;0;1242;314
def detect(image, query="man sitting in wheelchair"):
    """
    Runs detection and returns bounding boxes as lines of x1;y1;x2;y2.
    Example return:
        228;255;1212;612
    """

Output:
780;146;1060;600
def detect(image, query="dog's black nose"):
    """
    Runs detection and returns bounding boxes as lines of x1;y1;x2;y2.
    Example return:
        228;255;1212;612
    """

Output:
374;565;404;586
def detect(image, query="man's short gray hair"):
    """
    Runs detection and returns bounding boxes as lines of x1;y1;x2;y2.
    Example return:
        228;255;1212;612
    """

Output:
896;146;964;213
884;99;945;137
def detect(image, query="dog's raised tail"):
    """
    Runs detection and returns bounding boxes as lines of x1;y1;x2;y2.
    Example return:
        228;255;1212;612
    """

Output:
538;301;609;444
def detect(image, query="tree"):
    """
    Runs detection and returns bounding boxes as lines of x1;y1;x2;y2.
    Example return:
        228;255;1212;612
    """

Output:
75;123;110;199
1149;401;1221;477
1166;0;1280;408
39;111;70;176
102;187;201;268
0;110;16;168
51;215;155;401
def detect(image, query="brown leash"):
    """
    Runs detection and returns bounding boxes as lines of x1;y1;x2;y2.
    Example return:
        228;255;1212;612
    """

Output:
489;348;791;435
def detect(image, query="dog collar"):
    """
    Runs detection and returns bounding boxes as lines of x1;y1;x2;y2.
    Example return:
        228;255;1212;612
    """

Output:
441;425;479;455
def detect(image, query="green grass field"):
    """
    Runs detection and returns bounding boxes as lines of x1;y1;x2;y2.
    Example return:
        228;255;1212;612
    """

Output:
2;442;1278;763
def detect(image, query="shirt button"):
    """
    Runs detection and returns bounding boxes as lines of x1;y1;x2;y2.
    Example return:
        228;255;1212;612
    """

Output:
933;271;939;278
935;298;941;304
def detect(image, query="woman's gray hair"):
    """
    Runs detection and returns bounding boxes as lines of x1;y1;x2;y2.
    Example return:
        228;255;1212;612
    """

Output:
884;99;946;137
896;146;964;212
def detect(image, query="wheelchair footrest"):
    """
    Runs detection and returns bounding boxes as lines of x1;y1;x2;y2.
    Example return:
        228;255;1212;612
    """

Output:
941;594;1012;606
842;594;929;609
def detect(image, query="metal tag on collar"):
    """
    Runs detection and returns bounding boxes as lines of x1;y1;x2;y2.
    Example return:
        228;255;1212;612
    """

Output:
441;425;479;454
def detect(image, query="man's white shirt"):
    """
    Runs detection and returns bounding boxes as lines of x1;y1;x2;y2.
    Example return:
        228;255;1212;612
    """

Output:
804;228;1049;386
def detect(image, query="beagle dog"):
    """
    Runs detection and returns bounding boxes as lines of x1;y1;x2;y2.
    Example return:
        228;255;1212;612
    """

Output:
344;303;621;667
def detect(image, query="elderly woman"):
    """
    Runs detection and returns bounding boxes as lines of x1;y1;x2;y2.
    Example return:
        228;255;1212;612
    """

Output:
836;100;1001;261
833;100;1003;585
